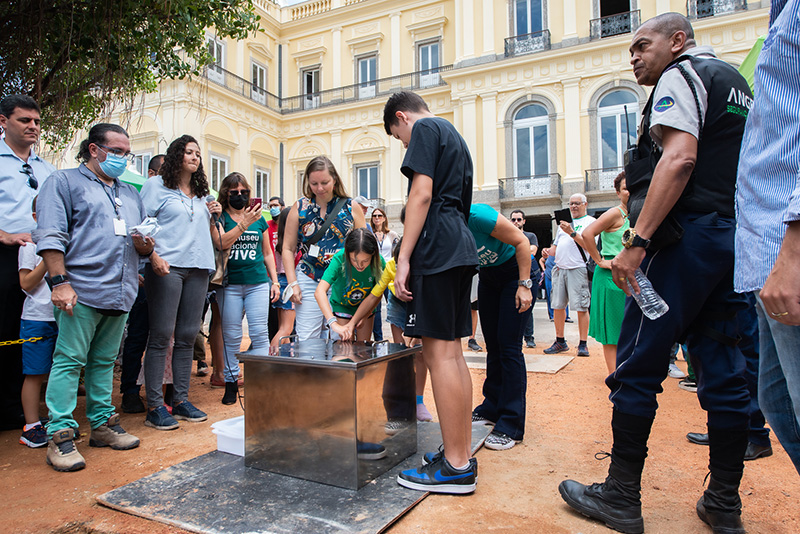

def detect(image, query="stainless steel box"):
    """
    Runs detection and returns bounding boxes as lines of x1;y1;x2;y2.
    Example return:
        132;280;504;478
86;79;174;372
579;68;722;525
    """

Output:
238;340;419;490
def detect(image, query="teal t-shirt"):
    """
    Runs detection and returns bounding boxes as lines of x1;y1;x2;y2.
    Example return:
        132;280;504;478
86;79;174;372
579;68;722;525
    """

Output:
468;203;516;267
221;211;269;285
321;249;386;315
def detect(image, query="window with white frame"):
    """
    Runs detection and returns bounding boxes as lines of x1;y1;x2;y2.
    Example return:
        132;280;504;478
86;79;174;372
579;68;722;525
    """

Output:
133;153;151;176
417;40;441;88
302;67;320;109
357;55;377;99
253;167;270;200
251;61;267;104
355;163;379;199
207;37;225;84
597;90;638;170
513;104;549;177
515;0;544;36
209;155;229;192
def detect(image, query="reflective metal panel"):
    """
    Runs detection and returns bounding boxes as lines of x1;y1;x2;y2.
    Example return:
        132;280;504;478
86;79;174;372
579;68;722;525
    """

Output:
240;341;418;490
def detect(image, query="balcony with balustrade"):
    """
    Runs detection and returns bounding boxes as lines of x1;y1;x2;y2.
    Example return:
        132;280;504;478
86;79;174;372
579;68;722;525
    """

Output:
504;30;552;58
584;167;624;203
590;10;641;40
688;0;747;19
499;174;562;206
202;64;452;114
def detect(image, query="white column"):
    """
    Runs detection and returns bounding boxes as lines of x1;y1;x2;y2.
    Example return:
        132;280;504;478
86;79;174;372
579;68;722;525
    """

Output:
461;0;475;60
562;78;582;181
332;27;342;88
655;0;670;14
455;1;463;62
460;95;478;170
482;0;495;55
389;140;404;202
238;126;249;173
563;0;578;40
390;12;401;77
481;92;498;190
330;129;342;175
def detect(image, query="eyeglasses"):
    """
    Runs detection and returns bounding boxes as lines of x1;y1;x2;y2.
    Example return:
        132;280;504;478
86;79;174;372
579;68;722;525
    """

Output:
510;217;523;222
372;213;385;218
97;144;136;163
568;202;584;206
20;164;38;190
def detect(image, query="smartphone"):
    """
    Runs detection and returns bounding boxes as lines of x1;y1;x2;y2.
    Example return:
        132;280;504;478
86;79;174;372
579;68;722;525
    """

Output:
250;197;262;210
554;208;572;225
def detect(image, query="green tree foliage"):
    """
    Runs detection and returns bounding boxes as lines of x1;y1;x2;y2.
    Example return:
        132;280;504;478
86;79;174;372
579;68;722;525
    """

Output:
0;0;261;148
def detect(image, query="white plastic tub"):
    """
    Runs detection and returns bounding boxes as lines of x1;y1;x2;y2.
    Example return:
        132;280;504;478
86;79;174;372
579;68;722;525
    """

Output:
211;415;244;456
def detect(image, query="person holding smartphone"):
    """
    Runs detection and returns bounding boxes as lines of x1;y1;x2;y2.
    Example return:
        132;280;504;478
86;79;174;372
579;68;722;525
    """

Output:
213;172;279;404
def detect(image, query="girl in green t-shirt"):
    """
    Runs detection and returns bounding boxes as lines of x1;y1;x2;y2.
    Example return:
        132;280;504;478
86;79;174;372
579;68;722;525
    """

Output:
315;228;384;341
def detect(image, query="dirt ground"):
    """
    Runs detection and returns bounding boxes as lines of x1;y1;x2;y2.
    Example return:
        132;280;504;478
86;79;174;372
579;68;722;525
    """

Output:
1;323;798;534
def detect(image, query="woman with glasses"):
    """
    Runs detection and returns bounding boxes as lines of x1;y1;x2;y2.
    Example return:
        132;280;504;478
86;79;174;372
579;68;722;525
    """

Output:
140;135;220;430
212;173;280;404
369;207;398;341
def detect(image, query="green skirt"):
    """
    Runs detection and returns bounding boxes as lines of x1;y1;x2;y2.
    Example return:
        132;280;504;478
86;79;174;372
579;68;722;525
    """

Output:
588;266;627;345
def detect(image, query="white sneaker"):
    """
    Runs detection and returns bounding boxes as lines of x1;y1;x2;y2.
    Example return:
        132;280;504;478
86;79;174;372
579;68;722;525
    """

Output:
668;363;686;379
484;431;519;451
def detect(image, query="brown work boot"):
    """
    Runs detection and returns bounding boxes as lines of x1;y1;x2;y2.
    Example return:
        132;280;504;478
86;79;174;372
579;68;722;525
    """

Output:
90;414;140;450
46;428;86;472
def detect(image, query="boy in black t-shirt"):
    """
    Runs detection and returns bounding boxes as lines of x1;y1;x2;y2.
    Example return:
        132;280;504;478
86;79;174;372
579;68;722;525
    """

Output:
383;91;479;494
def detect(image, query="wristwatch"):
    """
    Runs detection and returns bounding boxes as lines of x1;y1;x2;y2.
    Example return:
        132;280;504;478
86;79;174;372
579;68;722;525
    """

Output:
621;228;651;249
46;274;70;289
518;279;533;289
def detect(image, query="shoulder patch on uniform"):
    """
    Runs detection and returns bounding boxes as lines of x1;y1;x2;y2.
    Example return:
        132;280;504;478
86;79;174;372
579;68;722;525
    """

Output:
654;97;675;112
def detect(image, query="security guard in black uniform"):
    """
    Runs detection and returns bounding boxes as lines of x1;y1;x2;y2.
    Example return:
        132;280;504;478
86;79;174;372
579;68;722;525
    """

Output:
558;13;752;534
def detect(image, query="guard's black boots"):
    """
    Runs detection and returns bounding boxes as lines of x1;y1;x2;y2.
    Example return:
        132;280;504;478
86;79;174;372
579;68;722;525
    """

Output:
559;456;645;534
696;468;745;534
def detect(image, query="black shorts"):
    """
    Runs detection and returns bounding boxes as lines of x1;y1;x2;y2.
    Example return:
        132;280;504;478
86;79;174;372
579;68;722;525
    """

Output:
404;265;475;340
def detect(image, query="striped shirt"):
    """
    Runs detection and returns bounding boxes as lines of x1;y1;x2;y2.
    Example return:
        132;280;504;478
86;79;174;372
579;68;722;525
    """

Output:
734;0;800;293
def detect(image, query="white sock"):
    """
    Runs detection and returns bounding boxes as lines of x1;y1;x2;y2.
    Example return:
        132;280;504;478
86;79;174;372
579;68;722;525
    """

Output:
453;462;471;471
24;421;42;431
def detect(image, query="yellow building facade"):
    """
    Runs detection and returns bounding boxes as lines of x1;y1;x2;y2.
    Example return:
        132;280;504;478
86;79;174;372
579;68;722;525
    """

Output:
103;0;769;241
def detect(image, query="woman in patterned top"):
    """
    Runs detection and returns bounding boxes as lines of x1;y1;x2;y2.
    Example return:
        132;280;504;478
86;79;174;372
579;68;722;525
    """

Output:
281;156;366;340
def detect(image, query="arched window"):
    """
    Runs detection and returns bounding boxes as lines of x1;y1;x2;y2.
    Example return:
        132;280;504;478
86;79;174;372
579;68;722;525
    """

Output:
513;104;549;177
597;90;638;169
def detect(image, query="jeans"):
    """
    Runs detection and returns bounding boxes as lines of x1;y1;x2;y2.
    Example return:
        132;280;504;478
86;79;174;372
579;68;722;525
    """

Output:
219;283;270;381
294;266;327;340
473;256;530;440
144;265;208;408
372;299;384;341
608;212;750;432
755;292;800;474
738;292;770;447
45;303;128;436
120;285;149;395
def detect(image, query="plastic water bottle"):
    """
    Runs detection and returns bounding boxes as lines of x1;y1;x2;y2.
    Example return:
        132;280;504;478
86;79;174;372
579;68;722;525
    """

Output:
627;268;669;320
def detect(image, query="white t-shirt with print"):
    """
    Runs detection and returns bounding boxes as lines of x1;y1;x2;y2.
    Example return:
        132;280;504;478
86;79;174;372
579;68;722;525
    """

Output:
553;215;596;270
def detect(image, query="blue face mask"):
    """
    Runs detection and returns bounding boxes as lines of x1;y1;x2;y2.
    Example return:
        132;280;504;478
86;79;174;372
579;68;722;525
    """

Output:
269;206;281;218
98;151;128;179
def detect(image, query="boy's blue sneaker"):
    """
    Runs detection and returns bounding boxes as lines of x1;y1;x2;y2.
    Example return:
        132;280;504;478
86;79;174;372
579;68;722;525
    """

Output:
422;446;478;478
398;455;476;494
172;401;207;422
20;424;47;448
144;405;179;430
357;441;387;460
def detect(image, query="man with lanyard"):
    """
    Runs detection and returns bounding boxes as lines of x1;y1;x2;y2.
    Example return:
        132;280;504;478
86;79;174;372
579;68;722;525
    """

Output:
559;13;752;533
542;194;595;357
510;209;539;348
0;94;56;431
34;123;154;472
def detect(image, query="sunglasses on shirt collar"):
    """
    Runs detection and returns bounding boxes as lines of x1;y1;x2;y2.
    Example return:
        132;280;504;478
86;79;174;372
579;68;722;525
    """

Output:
20;164;38;190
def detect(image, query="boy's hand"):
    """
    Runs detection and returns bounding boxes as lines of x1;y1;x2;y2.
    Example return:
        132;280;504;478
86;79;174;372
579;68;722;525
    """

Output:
394;258;413;301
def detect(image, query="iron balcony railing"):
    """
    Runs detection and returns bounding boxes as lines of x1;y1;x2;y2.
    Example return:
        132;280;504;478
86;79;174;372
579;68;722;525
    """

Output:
687;0;747;19
505;29;552;57
202;64;453;114
280;65;453;112
585;167;624;192
499;174;562;200
590;10;641;40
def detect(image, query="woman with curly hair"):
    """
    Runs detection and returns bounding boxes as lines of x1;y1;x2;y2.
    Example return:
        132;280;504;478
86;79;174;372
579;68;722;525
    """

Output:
139;135;221;430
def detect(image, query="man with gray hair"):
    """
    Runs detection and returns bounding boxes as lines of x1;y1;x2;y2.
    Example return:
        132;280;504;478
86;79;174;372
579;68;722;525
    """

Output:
558;12;752;533
542;193;594;357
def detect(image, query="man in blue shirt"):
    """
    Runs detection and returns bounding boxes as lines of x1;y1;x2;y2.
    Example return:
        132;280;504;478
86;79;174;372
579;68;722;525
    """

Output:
735;0;800;476
34;123;154;472
0;95;55;431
